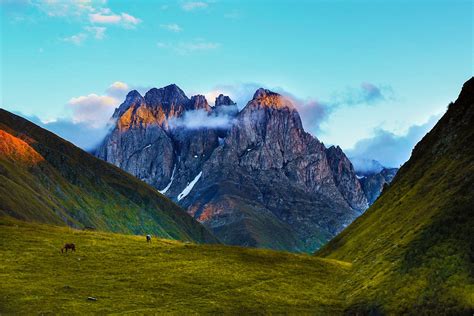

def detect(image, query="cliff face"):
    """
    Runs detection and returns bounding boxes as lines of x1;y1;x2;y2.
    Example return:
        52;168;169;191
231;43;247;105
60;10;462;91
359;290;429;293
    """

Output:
96;85;368;252
359;168;398;204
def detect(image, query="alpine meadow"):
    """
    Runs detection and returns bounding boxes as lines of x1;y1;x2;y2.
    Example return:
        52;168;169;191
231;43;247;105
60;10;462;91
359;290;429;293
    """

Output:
1;0;472;314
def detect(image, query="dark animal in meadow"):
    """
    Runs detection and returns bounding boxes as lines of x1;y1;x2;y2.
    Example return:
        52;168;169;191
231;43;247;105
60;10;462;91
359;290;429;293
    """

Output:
146;235;151;243
61;243;76;253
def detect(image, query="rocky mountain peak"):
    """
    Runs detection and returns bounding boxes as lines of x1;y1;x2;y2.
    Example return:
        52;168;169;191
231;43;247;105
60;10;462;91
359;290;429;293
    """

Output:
97;83;371;252
144;84;189;109
327;145;343;155
126;89;143;101
248;88;295;110
189;95;211;111
113;90;144;119
215;94;236;107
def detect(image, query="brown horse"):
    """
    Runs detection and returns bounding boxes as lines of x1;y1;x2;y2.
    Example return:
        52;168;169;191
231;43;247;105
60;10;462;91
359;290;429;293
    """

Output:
61;243;76;253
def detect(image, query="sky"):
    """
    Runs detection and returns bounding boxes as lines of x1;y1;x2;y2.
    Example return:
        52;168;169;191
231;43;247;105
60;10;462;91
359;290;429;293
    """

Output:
1;0;473;168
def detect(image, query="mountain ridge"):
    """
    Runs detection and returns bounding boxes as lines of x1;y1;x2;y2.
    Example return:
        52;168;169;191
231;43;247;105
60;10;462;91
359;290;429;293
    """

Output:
0;108;218;244
316;77;474;314
96;84;369;252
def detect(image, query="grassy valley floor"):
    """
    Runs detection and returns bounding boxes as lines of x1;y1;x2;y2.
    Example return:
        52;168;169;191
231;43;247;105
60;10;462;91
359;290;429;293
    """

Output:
0;217;351;314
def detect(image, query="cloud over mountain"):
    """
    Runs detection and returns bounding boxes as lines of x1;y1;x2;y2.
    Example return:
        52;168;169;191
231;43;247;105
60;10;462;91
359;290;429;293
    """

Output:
346;115;441;168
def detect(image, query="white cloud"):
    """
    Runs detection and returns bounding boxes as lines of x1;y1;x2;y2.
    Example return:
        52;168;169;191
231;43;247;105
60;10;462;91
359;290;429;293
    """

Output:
15;80;135;150
160;23;182;32
85;26;106;39
32;0;97;17
28;1;141;34
331;83;395;106
68;94;118;127
106;81;130;99
181;1;208;11
89;12;119;23
120;13;140;25
62;33;87;45
345;115;441;168
89;12;141;28
169;109;236;130
203;83;260;108
157;39;220;55
24;114;112;151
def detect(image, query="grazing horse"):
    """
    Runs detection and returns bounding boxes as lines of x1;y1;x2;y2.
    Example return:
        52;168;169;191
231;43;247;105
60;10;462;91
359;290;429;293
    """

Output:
146;235;151;243
61;243;76;253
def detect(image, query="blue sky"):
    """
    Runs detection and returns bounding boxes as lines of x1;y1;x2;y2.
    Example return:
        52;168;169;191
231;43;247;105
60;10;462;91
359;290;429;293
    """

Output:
1;0;472;167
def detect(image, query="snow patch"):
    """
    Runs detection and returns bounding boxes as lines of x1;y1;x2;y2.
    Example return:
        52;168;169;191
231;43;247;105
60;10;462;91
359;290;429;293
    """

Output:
177;171;202;201
158;165;176;194
356;175;365;179
194;155;198;158
247;148;252;152
144;144;152;149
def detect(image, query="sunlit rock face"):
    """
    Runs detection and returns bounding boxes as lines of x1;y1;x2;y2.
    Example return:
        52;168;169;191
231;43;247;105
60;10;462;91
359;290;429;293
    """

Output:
96;84;368;252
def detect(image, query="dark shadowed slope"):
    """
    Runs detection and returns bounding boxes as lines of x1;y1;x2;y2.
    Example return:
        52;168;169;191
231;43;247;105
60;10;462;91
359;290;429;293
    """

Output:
317;78;474;314
0;109;217;244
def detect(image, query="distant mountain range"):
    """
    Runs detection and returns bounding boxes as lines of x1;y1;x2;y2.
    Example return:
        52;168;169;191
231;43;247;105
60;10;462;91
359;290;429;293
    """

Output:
0;109;217;244
96;85;395;252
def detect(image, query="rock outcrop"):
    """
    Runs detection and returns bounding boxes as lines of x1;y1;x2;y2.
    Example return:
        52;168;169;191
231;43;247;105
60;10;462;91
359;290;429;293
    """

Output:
96;84;369;252
359;167;398;204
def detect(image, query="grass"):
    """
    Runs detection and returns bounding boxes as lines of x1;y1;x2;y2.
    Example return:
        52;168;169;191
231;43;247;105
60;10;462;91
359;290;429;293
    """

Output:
0;217;351;314
1;81;474;314
317;78;474;314
0;109;217;244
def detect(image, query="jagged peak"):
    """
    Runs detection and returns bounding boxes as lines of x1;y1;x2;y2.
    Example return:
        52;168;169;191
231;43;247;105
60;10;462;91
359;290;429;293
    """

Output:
113;90;144;118
189;94;211;111
253;88;279;100
125;90;143;101
144;84;189;106
215;94;236;107
190;94;207;102
250;88;295;110
327;145;343;153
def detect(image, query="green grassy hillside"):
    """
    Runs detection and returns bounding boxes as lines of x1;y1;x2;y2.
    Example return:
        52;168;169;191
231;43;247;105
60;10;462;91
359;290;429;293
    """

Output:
0;217;350;314
316;79;474;314
1;77;473;314
0;109;217;244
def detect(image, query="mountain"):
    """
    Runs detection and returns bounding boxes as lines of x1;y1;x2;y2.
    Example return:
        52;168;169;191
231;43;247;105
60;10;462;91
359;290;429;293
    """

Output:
96;85;368;252
349;157;385;176
2;79;472;314
0;109;217;244
350;157;399;204
317;77;474;314
359;167;398;204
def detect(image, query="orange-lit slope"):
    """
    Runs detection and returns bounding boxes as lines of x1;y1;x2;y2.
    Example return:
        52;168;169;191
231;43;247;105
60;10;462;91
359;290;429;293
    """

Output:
0;109;218;244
